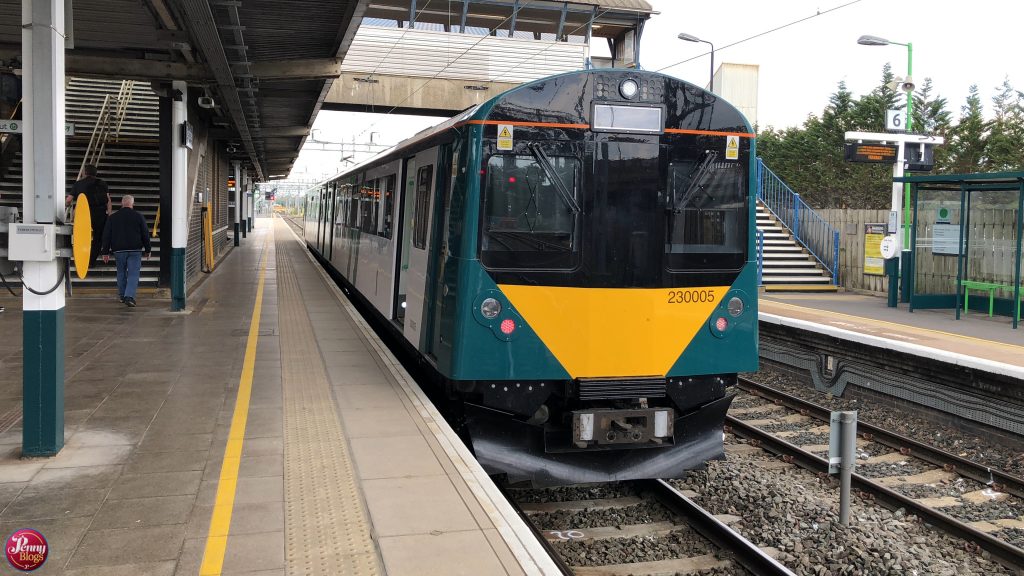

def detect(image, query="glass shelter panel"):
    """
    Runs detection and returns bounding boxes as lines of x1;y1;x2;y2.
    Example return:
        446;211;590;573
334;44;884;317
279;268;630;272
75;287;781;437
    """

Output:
962;189;1021;316
912;189;962;305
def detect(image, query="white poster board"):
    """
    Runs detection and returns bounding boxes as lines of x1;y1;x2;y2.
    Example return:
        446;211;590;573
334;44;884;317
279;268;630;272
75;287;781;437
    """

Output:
932;223;962;255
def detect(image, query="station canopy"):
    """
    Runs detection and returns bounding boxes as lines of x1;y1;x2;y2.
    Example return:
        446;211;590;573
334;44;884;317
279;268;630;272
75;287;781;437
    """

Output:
0;0;653;180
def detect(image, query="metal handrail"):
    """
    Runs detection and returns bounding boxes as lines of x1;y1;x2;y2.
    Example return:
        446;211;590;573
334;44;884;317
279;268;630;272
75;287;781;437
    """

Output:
78;80;135;179
756;158;840;285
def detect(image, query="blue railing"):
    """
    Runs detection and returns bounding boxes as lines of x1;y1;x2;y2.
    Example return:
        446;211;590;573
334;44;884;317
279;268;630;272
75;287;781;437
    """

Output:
756;158;840;285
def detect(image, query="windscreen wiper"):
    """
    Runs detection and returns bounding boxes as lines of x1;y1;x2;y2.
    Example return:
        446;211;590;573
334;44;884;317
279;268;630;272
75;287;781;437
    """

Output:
528;143;581;214
675;150;718;210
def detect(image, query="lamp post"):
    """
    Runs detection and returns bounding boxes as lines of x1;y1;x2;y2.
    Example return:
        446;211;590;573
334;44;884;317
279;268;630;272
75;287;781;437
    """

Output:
858;34;914;303
677;33;714;91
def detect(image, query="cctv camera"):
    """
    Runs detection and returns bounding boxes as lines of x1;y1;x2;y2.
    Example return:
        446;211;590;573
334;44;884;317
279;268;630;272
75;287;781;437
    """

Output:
198;96;216;109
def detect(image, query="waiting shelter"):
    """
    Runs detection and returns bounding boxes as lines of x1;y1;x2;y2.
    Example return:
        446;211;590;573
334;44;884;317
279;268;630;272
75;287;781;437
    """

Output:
895;172;1024;329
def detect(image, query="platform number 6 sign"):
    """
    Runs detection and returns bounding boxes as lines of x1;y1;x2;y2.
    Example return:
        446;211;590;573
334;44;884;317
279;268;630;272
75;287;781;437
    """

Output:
885;110;906;131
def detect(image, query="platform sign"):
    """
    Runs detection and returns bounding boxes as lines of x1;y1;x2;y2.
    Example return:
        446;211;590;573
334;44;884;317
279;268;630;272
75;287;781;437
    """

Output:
863;223;885;275
844;143;898;163
880;235;898;260
885;109;906;131
496;124;513;151
0;120;75;135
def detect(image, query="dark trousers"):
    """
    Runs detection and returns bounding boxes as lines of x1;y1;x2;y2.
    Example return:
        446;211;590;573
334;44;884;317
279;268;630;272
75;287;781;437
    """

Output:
90;213;106;264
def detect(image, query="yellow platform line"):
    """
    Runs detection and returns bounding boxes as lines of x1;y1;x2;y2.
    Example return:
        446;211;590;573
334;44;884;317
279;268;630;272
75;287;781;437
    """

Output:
200;234;269;575
762;299;1024;353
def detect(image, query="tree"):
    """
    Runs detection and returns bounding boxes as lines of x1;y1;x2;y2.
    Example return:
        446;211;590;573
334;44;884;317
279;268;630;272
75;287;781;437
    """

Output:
944;85;987;173
984;77;1024;171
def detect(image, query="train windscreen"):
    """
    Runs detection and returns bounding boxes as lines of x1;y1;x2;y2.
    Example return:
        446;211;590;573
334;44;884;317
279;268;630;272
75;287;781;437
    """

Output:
481;154;580;270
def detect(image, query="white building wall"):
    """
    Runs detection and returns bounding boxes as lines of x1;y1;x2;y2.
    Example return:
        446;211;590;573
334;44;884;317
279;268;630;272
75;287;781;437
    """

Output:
713;63;759;128
342;26;590;84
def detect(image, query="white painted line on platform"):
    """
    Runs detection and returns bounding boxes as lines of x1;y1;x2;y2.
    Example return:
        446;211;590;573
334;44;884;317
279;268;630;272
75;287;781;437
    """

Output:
760;312;1024;380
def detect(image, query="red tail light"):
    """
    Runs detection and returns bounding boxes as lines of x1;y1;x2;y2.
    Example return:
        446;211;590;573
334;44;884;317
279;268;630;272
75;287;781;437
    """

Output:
715;317;728;332
500;319;516;335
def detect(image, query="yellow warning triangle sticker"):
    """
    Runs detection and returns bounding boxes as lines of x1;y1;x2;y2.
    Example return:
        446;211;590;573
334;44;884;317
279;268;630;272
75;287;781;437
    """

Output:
727;138;738;149
498;127;512;138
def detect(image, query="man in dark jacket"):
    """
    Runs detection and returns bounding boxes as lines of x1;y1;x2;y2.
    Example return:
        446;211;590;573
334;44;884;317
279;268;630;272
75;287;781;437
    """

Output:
101;195;151;307
71;164;111;265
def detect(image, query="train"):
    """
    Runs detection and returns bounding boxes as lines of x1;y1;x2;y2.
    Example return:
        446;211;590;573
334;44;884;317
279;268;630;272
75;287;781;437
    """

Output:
303;68;758;486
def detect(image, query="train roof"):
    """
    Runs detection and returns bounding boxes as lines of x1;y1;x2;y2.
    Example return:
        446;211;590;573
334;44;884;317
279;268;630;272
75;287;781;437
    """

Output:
310;68;752;189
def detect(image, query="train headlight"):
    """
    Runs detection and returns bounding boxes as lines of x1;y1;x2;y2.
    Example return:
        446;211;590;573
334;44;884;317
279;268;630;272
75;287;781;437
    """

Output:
619;79;639;99
480;298;501;319
728;296;744;317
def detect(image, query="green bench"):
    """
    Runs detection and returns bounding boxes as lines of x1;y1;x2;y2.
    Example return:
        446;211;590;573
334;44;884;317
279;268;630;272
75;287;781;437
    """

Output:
961;280;1023;319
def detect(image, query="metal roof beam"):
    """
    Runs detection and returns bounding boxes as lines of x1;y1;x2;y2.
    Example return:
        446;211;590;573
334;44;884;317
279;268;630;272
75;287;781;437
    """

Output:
173;0;263;179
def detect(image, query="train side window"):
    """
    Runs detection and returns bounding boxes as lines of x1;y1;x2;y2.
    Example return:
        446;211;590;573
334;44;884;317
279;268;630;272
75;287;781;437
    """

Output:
413;166;433;249
346;184;358;228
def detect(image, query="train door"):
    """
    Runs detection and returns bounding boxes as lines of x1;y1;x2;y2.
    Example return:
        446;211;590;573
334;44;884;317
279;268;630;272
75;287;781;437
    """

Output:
315;186;325;251
393;149;437;348
424;144;453;359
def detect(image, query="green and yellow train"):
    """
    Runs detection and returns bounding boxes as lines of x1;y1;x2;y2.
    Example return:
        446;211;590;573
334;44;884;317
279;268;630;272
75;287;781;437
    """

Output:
304;68;758;485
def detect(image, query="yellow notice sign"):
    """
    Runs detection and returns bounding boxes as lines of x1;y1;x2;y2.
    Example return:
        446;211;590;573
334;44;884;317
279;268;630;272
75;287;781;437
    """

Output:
725;135;739;160
863;223;885;276
497;124;513;151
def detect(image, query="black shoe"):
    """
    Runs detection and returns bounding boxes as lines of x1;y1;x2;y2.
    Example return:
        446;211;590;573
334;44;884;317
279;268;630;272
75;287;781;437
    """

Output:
118;296;125;303
125;297;136;307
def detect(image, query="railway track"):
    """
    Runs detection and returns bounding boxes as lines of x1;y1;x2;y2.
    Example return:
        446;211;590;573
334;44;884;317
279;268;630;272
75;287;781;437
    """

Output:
509;479;796;576
729;377;1024;571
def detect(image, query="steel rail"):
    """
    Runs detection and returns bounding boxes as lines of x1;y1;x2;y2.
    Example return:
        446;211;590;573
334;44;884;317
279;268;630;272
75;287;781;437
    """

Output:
726;415;1024;571
639;479;797;576
737;377;1024;500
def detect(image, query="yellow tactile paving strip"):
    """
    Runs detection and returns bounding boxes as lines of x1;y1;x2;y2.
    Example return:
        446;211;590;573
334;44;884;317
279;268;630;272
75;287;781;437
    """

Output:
277;241;382;576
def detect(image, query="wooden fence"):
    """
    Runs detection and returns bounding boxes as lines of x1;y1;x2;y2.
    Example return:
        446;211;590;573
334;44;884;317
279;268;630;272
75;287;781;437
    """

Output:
817;208;1022;295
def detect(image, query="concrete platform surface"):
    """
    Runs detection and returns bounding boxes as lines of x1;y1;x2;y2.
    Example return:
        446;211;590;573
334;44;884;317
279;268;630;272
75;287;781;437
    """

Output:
0;217;558;575
761;292;1024;376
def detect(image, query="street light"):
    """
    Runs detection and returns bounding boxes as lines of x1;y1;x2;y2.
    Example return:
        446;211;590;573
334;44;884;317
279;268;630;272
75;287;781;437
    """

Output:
858;34;915;303
677;32;714;91
856;35;913;133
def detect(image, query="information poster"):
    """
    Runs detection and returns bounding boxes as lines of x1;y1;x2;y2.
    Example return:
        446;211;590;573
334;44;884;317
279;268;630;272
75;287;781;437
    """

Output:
933;223;962;255
863;223;885;275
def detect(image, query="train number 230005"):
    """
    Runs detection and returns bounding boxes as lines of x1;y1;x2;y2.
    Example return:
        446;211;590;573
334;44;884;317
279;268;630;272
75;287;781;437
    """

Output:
666;289;715;304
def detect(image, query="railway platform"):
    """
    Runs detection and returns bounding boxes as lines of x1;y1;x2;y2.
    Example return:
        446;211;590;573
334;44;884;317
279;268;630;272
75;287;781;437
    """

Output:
760;292;1024;372
758;291;1024;438
0;217;557;575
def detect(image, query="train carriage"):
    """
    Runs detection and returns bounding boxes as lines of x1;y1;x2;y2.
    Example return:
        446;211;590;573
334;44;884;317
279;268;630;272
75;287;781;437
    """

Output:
304;68;758;486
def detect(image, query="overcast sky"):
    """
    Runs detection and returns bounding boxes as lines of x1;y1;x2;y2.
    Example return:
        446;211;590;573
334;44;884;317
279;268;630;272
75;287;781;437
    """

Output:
291;0;1021;181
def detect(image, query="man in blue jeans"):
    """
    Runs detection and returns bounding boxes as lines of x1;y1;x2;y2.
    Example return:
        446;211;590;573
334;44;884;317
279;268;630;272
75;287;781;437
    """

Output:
101;195;151;307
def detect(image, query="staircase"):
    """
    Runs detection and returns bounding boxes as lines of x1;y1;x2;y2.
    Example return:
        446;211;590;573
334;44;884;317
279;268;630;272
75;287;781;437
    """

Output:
0;77;161;289
756;201;835;288
756;159;839;292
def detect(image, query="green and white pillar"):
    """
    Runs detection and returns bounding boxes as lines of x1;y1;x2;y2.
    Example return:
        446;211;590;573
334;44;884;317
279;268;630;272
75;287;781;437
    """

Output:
21;0;66;456
170;80;187;311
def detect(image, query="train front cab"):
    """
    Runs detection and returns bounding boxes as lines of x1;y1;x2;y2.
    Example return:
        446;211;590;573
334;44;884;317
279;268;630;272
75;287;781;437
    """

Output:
436;70;759;486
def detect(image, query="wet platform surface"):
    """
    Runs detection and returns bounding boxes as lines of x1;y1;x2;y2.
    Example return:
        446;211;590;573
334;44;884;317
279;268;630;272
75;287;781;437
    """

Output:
0;217;555;575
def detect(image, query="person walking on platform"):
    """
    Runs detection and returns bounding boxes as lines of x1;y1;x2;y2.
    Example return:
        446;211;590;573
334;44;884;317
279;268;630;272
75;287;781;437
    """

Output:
101;195;151;307
71;164;111;265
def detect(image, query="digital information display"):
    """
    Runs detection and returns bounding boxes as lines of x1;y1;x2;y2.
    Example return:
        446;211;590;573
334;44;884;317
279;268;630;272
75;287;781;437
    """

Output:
592;105;663;134
844;143;898;163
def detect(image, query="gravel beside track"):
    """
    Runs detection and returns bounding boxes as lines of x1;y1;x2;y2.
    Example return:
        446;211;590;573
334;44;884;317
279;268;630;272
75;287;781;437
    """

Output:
750;365;1024;477
856;460;937;478
555;530;716;567
672;439;1014;576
